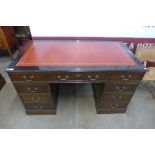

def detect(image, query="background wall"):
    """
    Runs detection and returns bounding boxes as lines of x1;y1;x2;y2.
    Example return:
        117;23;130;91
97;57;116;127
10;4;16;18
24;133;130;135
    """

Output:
0;0;155;37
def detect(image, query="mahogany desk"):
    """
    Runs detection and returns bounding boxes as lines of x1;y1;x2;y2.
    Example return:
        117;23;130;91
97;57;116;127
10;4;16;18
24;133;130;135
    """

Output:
6;40;146;115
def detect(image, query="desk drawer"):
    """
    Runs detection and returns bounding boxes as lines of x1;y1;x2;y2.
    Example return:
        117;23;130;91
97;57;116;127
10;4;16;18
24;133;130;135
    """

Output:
95;101;128;109
48;72;107;81
14;83;50;93
9;73;45;82
110;72;143;81
20;94;52;103
100;92;133;102
96;107;127;114
104;83;138;92
24;103;56;110
26;110;56;115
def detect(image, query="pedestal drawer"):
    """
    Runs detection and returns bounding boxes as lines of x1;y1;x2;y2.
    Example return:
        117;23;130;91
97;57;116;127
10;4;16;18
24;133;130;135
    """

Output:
96;107;127;114
100;92;133;102
24;103;56;110
26;110;56;115
9;73;45;82
19;94;52;103
95;101;128;109
104;83;138;92
14;83;50;93
110;72;143;81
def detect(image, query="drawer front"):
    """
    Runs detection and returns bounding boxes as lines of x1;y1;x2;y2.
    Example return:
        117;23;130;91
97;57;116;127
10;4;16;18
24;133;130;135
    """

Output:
48;72;107;81
20;94;51;103
96;101;128;109
110;72;143;81
9;73;46;82
26;110;56;115
104;83;138;92
14;84;50;93
24;104;55;110
101;92;133;102
96;107;126;114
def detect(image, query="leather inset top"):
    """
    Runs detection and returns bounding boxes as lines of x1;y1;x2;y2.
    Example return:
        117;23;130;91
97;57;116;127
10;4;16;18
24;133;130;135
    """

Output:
16;41;137;67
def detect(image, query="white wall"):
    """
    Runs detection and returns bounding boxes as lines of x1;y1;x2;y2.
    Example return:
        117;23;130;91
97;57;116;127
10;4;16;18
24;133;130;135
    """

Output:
0;0;155;37
29;0;155;37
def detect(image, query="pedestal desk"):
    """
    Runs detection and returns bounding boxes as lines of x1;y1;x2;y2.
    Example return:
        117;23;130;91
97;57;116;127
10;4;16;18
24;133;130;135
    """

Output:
6;40;146;115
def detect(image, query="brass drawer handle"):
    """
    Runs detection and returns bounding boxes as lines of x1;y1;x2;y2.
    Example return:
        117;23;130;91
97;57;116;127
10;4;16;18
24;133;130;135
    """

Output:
32;96;40;102
34;105;43;110
121;74;131;81
113;96;122;101
23;75;34;81
60;78;67;81
90;78;97;81
75;74;81;77
88;75;99;79
27;87;38;93
115;86;126;92
58;75;61;79
95;75;99;78
88;75;92;78
110;103;119;109
58;75;69;79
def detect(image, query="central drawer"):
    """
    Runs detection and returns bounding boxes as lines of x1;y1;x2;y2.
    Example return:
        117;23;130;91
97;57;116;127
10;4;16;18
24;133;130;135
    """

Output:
47;72;107;81
19;94;52;104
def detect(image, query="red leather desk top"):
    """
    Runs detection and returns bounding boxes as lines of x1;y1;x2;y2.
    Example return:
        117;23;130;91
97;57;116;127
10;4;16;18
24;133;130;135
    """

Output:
16;41;137;67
